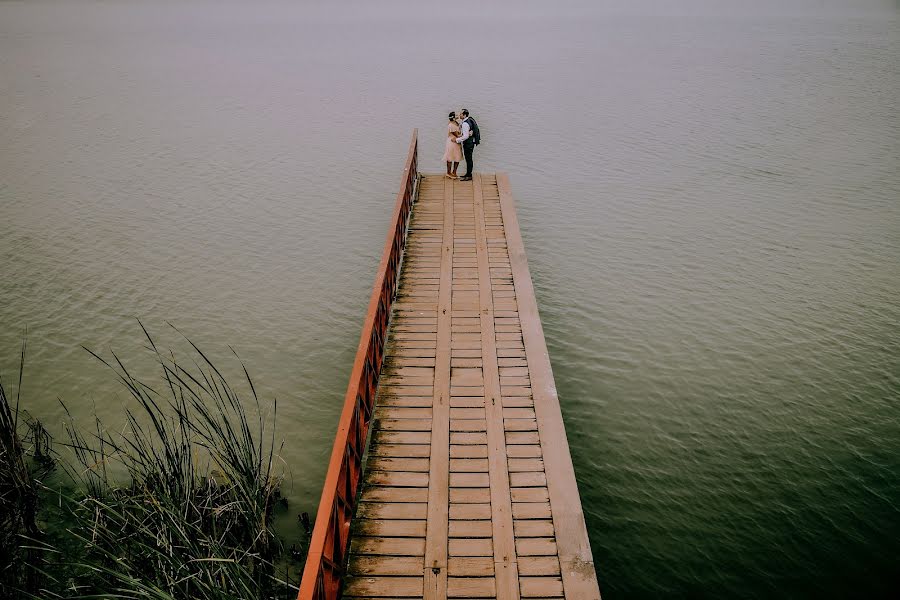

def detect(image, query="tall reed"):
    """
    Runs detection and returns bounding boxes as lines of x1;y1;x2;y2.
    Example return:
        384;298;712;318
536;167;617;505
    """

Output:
0;337;41;597
2;324;294;599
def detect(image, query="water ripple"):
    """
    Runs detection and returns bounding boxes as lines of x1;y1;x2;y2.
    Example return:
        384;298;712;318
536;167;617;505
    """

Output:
2;1;900;597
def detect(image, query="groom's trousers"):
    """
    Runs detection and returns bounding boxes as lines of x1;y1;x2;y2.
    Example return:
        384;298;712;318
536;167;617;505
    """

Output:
463;142;475;178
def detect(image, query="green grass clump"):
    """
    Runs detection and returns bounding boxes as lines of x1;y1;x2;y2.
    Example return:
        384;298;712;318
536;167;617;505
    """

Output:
0;337;44;596
1;325;295;600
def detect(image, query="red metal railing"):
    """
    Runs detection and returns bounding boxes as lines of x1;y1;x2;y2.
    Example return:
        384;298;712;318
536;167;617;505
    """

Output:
297;130;419;600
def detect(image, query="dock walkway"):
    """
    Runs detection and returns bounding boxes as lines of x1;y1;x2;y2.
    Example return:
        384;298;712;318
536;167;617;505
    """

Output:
343;173;599;599
298;132;599;600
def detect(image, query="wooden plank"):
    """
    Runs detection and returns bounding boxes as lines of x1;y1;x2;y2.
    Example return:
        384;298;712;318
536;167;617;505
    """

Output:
497;358;528;368
378;395;434;407
451;358;483;368
473;174;521;600
499;367;529;377
452;317;480;324
375;406;431;419
450;404;485;419
380;386;434;397
449;458;489;472
391;302;434;311
360;487;429;503
392;340;438;350
448;503;492;520
354;519;428;538
496;333;523;342
351;536;426;556
347;555;424;576
510;488;550;503
365;471;429;487
451;432;488;445
450;368;485;386
496;348;526;358
450;385;485;397
506;445;542;458
520;576;564;598
502;408;536;419
513;520;555;539
517;556;561;577
450;340;481;351
450;397;486;408
424;176;454;600
381;365;434;381
451;348;483;358
447;577;497;598
450;444;488;458
511;502;552;520
357;502;427;520
452;332;482;341
448;557;495;577
449;538;492;557
504;418;538;432
387;325;437;332
449;520;493;538
373;431;430;445
505;431;539;445
378;418;433;431
367;457;430;472
449;472;489;488
450;419;487;432
500;397;531;409
514;538;557;557
343;576;424;597
508;458;544;472
389;333;438;342
496;173;600;599
449;487;491;504
386;357;436;368
508;472;546;488
387;347;437;358
369;444;432;458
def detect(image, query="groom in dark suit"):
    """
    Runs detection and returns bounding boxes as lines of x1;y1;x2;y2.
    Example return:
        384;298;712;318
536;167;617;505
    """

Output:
455;109;480;181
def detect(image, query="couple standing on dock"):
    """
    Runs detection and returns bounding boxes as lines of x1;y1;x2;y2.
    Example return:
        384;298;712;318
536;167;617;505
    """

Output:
443;108;480;181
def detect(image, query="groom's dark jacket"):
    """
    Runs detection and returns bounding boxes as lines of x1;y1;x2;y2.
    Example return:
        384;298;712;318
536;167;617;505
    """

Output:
463;117;480;147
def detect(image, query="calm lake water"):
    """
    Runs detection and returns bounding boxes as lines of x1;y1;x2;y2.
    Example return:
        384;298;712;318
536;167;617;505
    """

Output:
2;0;899;597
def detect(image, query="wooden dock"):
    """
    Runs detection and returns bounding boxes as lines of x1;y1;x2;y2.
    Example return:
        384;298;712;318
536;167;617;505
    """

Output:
299;133;600;600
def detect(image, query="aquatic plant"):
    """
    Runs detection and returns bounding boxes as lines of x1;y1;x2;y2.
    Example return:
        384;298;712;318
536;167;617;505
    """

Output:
0;337;42;597
1;325;298;599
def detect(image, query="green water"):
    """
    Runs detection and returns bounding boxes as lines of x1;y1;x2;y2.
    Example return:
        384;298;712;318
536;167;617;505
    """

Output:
2;1;898;597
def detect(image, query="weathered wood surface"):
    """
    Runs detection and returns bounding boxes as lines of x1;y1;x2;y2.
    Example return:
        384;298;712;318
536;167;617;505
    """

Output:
345;174;600;599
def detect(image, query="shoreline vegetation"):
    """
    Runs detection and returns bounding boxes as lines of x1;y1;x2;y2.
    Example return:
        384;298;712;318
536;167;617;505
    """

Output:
1;325;305;599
